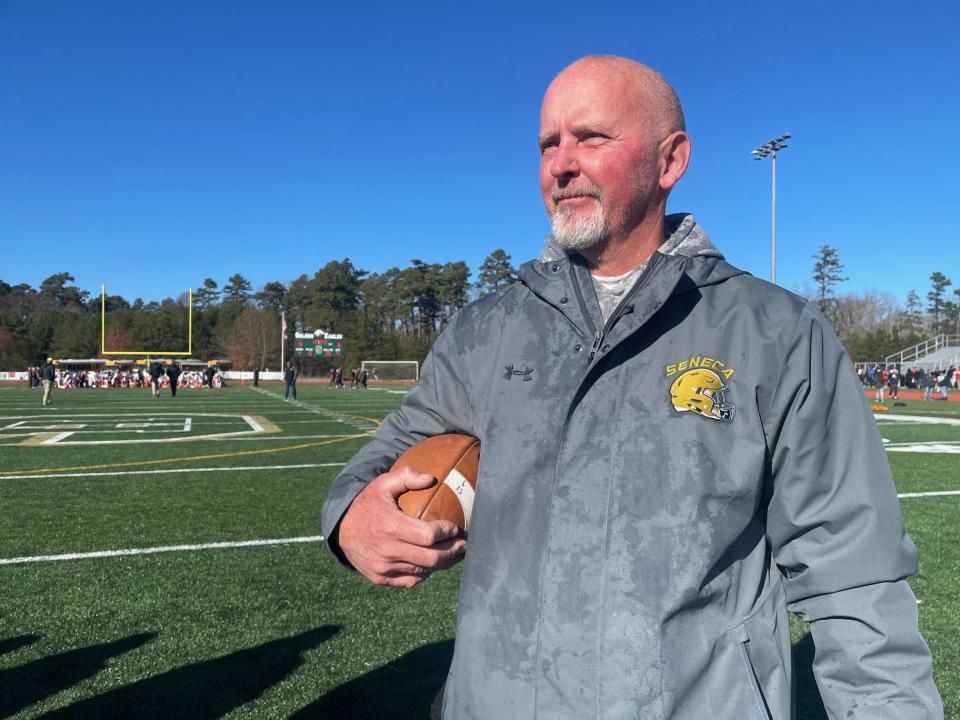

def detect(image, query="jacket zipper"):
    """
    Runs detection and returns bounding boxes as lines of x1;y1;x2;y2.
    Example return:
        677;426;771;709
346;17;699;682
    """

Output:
569;264;602;365
573;258;665;366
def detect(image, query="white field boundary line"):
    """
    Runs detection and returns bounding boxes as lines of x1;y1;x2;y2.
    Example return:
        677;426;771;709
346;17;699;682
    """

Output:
209;434;357;442
887;443;960;454
0;433;360;447
1;493;956;566
248;386;377;430
0;535;325;566
0;461;346;481
874;413;960;426
898;490;960;499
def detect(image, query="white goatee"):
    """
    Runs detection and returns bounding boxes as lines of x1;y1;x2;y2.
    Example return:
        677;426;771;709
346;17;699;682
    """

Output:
548;189;609;251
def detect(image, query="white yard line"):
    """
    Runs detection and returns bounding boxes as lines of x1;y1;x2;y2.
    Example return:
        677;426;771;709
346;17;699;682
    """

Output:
3;490;957;567
898;490;960;499
212;434;357;441
0;535;325;566
1;433;355;446
874;413;960;426
1;462;346;481
887;444;960;454
248;386;377;429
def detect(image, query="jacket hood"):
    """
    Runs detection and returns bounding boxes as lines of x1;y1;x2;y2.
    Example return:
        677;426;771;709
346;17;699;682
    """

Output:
522;213;747;299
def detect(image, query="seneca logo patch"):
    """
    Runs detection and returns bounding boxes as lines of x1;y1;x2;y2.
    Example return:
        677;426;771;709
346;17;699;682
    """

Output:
666;356;736;423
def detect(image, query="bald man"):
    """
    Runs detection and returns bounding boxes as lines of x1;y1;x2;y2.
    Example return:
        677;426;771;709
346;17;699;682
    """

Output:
322;56;942;719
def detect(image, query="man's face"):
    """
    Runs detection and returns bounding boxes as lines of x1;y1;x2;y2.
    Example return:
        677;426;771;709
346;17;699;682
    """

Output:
538;65;662;252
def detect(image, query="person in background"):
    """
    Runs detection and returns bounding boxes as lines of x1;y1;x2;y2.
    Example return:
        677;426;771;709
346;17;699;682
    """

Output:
888;367;900;400
166;362;182;398
40;358;55;406
942;365;955;399
148;362;164;398
284;360;298;401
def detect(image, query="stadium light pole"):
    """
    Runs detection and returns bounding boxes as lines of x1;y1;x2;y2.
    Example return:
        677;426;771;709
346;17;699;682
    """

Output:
751;133;790;285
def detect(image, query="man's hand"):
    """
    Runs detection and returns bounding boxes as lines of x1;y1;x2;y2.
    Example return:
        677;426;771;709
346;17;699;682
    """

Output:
335;466;468;587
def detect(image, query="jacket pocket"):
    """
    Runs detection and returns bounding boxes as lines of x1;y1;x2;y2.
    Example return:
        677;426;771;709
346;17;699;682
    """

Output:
735;623;774;720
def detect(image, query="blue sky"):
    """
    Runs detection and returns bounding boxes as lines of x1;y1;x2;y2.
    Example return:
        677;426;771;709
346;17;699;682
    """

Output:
2;0;957;306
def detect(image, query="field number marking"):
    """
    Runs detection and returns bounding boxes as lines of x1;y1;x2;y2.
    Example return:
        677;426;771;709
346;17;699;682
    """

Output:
0;413;279;446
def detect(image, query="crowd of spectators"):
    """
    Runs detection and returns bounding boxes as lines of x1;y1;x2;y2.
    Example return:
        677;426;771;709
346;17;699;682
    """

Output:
856;362;958;400
29;366;224;390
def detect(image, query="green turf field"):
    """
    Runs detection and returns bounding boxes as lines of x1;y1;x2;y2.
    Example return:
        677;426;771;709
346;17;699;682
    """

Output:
0;385;956;718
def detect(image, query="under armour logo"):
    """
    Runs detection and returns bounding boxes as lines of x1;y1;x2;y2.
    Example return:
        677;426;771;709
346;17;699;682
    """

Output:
503;365;534;381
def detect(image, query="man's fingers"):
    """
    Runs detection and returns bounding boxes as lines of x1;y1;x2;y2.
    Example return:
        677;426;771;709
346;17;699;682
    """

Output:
336;467;468;586
379;466;437;499
386;537;467;571
394;516;463;547
377;573;427;588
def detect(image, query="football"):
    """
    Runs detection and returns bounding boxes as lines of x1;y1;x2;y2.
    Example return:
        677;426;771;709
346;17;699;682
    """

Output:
393;433;480;535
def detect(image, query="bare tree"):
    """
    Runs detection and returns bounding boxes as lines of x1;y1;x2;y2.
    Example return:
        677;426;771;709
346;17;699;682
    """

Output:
218;307;280;369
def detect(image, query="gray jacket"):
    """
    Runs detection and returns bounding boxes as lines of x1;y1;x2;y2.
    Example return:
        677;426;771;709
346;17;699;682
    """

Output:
322;215;942;719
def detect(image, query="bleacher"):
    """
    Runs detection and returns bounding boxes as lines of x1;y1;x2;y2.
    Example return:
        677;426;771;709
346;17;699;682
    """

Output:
886;335;960;369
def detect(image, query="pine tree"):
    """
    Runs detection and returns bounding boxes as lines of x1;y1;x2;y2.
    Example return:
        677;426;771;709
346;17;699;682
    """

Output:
477;249;518;296
222;274;253;307
926;272;953;333
811;245;847;320
193;278;220;311
904;289;925;337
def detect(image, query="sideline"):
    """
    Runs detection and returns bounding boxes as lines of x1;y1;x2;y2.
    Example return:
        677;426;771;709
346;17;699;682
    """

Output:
0;535;325;566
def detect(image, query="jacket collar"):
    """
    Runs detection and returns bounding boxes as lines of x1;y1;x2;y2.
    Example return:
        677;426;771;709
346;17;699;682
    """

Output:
519;214;747;343
536;213;724;265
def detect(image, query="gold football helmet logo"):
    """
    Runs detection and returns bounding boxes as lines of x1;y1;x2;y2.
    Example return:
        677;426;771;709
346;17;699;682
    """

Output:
669;368;735;422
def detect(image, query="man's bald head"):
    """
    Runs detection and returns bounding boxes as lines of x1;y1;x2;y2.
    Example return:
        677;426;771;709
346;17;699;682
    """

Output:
552;55;685;141
539;55;692;271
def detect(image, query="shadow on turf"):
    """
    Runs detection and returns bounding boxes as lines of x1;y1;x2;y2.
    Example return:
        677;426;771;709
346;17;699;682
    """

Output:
292;639;453;720
33;626;339;719
0;632;155;719
293;634;826;720
0;634;42;657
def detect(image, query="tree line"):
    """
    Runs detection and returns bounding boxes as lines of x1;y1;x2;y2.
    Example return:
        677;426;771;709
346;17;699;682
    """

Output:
0;250;520;373
1;246;954;372
810;245;958;361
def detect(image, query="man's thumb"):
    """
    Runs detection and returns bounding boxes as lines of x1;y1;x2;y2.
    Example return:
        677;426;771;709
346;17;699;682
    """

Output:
383;466;437;498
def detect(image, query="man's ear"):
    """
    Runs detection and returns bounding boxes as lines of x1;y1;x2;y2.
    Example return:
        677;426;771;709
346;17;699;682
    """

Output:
659;131;691;192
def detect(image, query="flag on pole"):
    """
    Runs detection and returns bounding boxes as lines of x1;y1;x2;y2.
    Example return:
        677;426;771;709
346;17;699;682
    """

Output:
281;311;288;340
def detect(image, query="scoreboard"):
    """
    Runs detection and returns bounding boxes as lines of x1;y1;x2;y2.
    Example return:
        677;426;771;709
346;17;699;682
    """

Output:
294;331;343;359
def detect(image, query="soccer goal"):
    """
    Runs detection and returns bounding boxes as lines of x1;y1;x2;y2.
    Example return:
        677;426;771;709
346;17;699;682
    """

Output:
361;360;419;382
